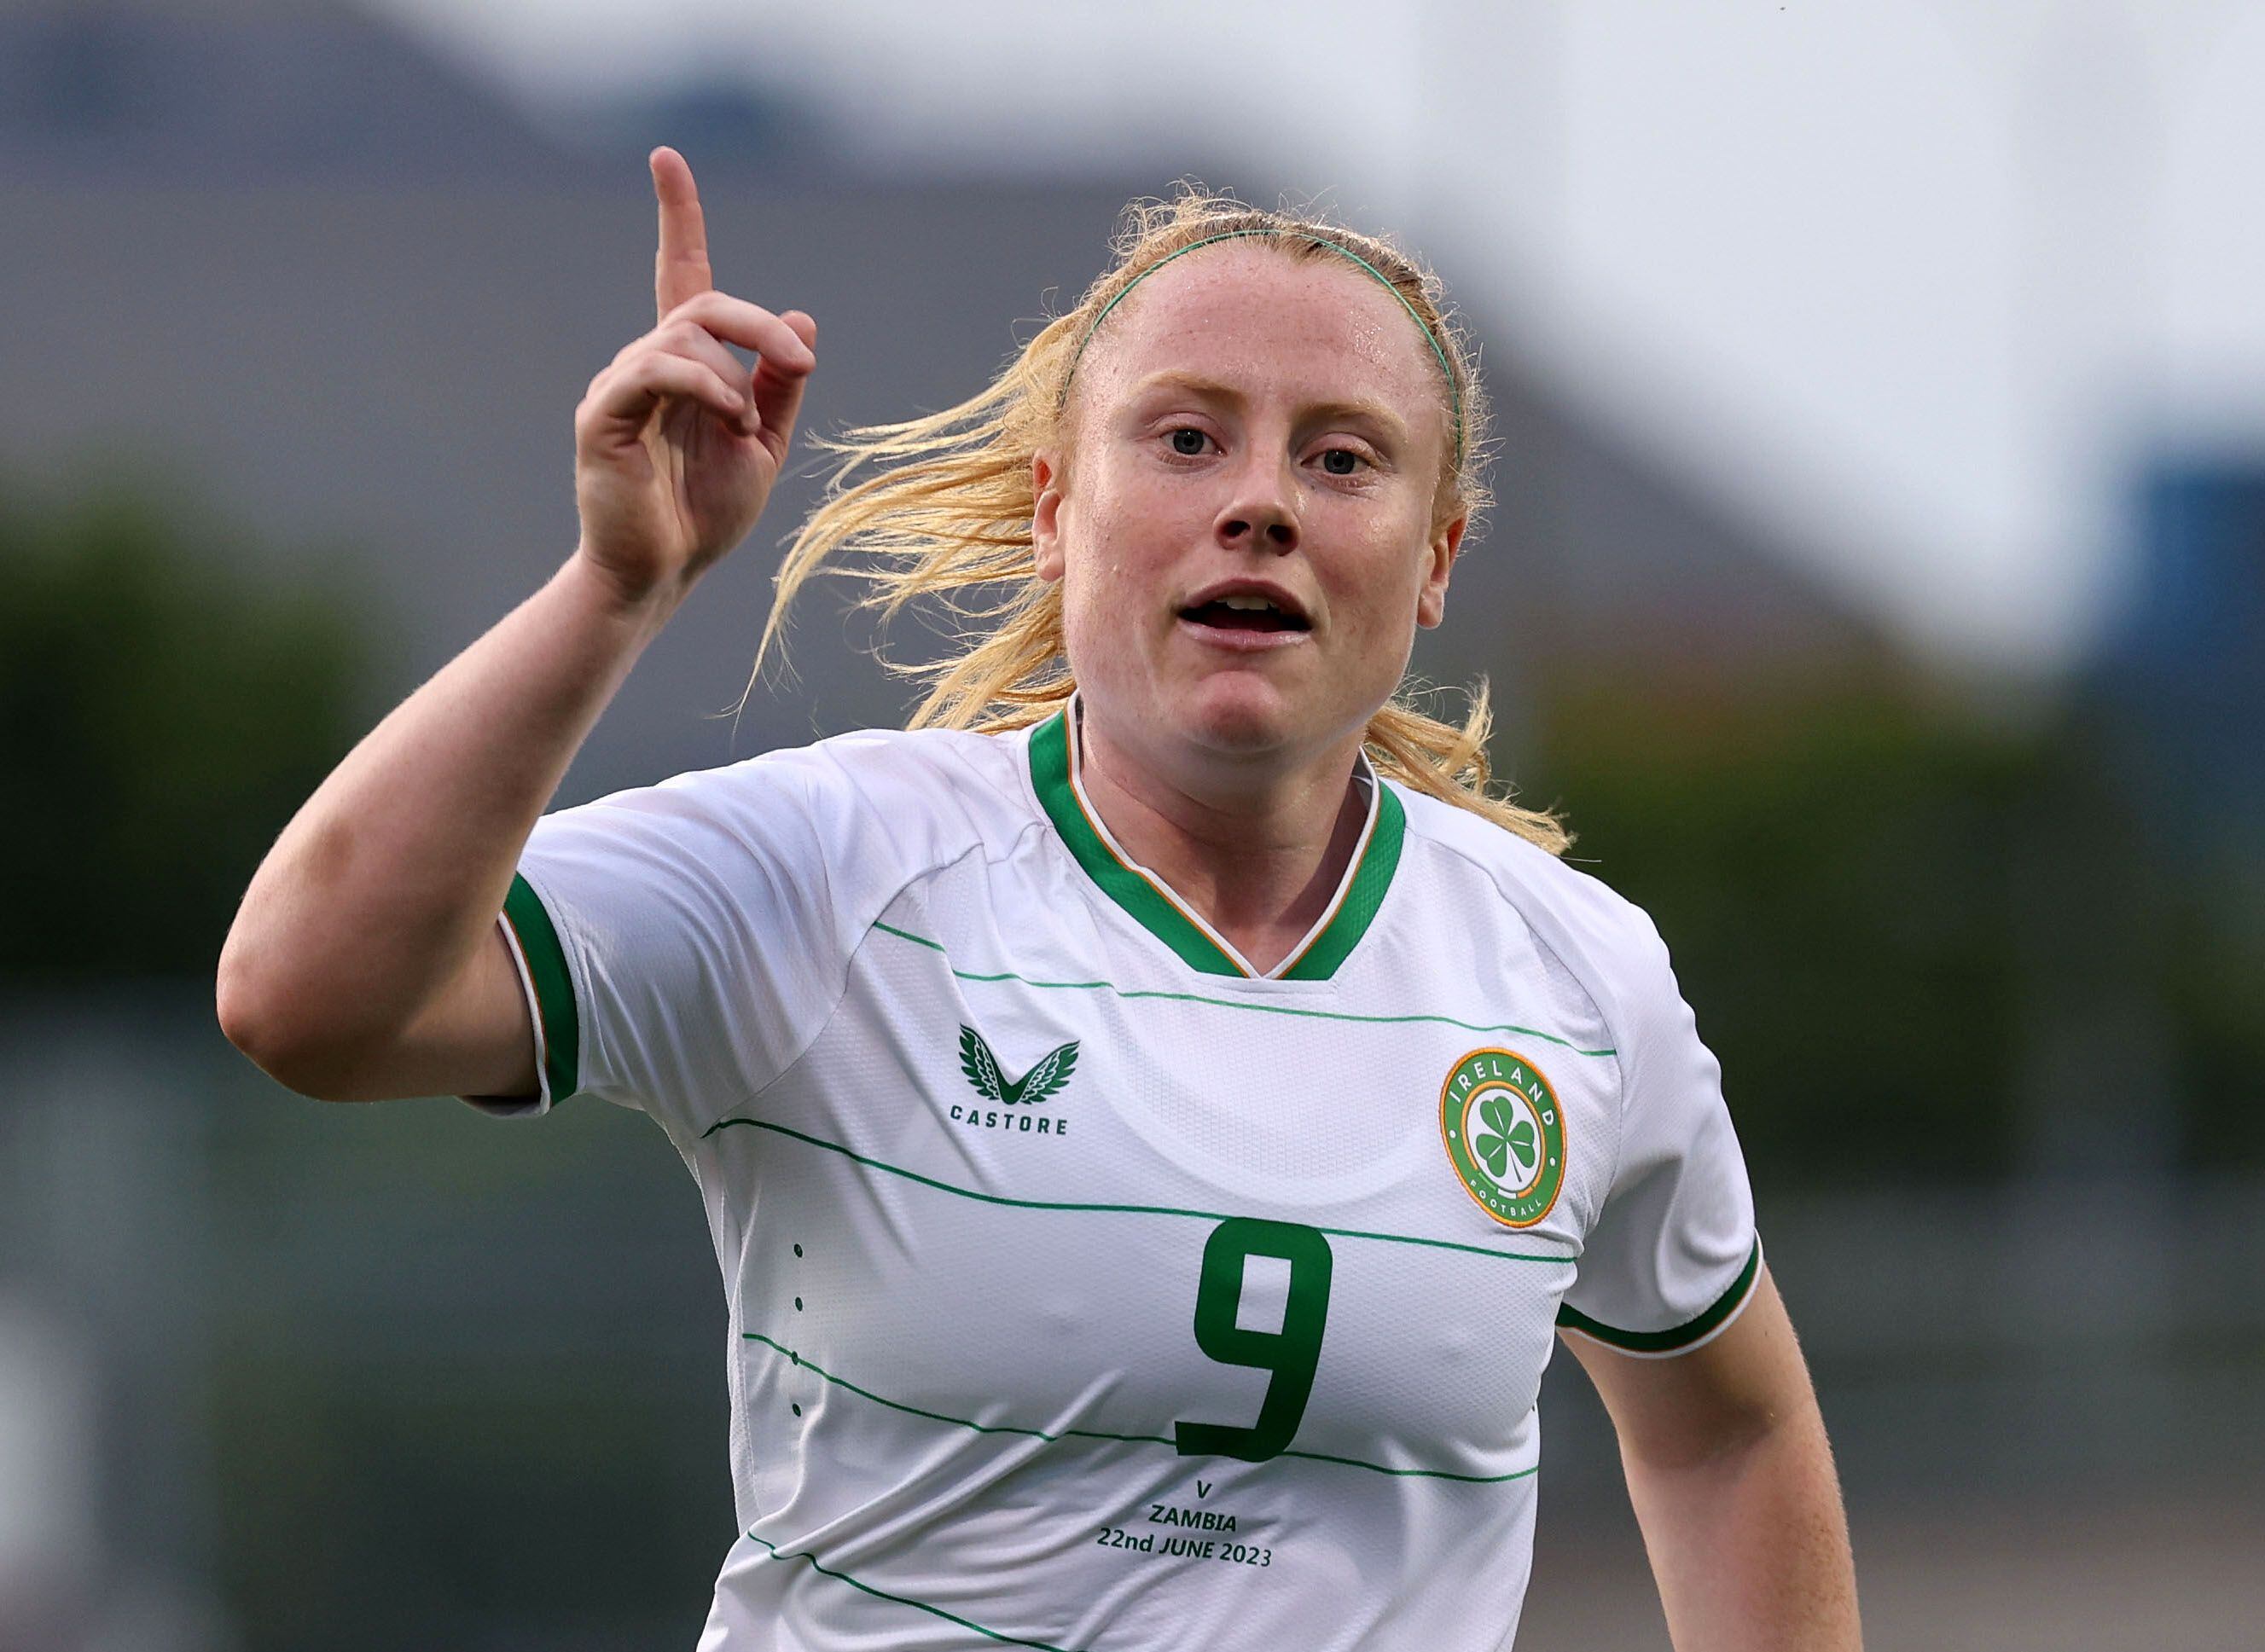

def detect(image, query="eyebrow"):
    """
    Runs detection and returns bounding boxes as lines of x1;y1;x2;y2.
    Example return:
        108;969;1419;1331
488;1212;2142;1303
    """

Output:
1126;370;1414;447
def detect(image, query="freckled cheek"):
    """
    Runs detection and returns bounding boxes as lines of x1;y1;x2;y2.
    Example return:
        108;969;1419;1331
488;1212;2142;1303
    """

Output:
1320;542;1413;611
1072;515;1180;625
1060;555;1162;681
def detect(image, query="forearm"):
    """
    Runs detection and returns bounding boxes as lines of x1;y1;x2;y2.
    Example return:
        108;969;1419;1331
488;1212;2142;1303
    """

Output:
1622;1397;1860;1651
218;550;673;1075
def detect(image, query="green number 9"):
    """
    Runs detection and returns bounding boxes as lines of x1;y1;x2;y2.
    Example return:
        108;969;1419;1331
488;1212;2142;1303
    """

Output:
1174;1218;1333;1463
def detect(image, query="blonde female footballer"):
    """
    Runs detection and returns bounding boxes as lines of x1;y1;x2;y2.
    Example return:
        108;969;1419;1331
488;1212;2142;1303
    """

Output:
219;147;1861;1650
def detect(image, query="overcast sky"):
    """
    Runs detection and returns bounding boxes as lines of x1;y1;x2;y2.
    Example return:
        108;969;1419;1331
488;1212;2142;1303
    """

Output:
372;0;2265;681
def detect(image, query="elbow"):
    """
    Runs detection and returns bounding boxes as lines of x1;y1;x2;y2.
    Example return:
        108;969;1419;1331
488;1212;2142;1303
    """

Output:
215;940;363;1101
214;955;307;1094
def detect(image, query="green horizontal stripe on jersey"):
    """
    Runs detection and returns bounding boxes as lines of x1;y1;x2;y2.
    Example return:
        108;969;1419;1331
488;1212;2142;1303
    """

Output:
1554;1237;1762;1353
870;923;1616;1058
503;872;578;1100
700;1116;1573;1267
744;1330;1538;1484
741;1530;1078;1650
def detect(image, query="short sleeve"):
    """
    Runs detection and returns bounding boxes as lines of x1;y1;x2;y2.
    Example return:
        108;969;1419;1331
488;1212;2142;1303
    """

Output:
464;742;905;1139
1557;909;1761;1358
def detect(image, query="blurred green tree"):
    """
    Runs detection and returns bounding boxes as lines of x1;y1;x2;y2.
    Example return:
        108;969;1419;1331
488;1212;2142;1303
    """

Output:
2165;887;2265;1168
0;465;374;983
1521;664;2265;1181
1524;668;2094;1186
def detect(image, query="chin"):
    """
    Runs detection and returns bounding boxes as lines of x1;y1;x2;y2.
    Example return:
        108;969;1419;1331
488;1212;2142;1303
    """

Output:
1173;672;1307;756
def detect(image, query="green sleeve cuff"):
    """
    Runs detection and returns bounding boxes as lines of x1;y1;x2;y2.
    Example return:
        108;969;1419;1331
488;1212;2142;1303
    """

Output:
1555;1234;1763;1356
502;871;581;1104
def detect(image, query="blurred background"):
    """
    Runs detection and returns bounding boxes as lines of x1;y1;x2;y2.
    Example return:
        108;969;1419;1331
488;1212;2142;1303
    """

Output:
3;1;2261;1647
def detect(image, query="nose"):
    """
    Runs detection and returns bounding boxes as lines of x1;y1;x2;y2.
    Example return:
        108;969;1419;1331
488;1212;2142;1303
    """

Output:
1214;437;1304;554
1214;462;1299;555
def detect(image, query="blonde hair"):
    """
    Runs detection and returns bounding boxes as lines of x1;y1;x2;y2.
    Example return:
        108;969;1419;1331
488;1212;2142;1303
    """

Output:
759;186;1572;855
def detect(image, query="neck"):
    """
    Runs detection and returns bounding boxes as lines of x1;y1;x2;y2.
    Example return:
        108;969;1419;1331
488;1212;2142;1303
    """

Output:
1072;698;1371;976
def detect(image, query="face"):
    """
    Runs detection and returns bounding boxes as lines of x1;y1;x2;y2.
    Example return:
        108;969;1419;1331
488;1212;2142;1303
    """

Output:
1031;243;1465;783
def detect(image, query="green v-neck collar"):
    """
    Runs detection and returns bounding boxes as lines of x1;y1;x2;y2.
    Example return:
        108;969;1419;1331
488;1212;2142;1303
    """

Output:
1026;698;1405;981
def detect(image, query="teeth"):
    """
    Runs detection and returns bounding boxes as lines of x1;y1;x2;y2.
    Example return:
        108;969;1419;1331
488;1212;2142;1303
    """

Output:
1217;595;1278;612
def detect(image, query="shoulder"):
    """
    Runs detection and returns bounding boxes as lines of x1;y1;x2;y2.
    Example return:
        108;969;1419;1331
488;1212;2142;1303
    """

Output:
616;723;1039;870
770;722;1032;828
526;726;1043;959
734;722;1023;798
1388;781;1677;1026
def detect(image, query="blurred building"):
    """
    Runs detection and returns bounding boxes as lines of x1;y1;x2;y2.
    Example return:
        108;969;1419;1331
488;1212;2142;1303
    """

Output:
2099;458;2265;893
0;0;577;185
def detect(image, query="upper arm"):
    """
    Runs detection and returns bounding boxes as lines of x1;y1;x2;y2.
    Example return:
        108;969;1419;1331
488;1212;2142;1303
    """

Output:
1562;1264;1815;1469
269;919;537;1104
404;920;541;1104
223;905;537;1104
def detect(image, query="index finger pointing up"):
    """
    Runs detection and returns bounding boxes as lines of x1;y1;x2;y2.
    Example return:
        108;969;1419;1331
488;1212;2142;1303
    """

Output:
651;146;712;322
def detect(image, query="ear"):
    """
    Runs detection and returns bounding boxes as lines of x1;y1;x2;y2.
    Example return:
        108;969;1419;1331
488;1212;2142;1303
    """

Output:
1416;510;1466;629
1031;449;1067;584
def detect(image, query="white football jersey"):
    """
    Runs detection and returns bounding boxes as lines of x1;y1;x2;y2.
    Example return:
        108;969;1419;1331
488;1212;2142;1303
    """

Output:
480;698;1759;1651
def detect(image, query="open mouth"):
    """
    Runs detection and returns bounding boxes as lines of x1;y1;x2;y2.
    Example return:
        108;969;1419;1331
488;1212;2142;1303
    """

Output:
1178;596;1310;633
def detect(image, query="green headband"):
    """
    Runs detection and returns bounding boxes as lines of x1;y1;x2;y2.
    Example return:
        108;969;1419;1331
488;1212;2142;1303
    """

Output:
1060;227;1466;462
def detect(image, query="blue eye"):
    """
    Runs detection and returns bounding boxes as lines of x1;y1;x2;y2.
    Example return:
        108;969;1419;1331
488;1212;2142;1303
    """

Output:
1320;449;1362;476
1168;427;1211;456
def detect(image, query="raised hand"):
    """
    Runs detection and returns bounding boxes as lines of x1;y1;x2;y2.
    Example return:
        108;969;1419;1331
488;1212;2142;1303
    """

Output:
572;146;817;612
